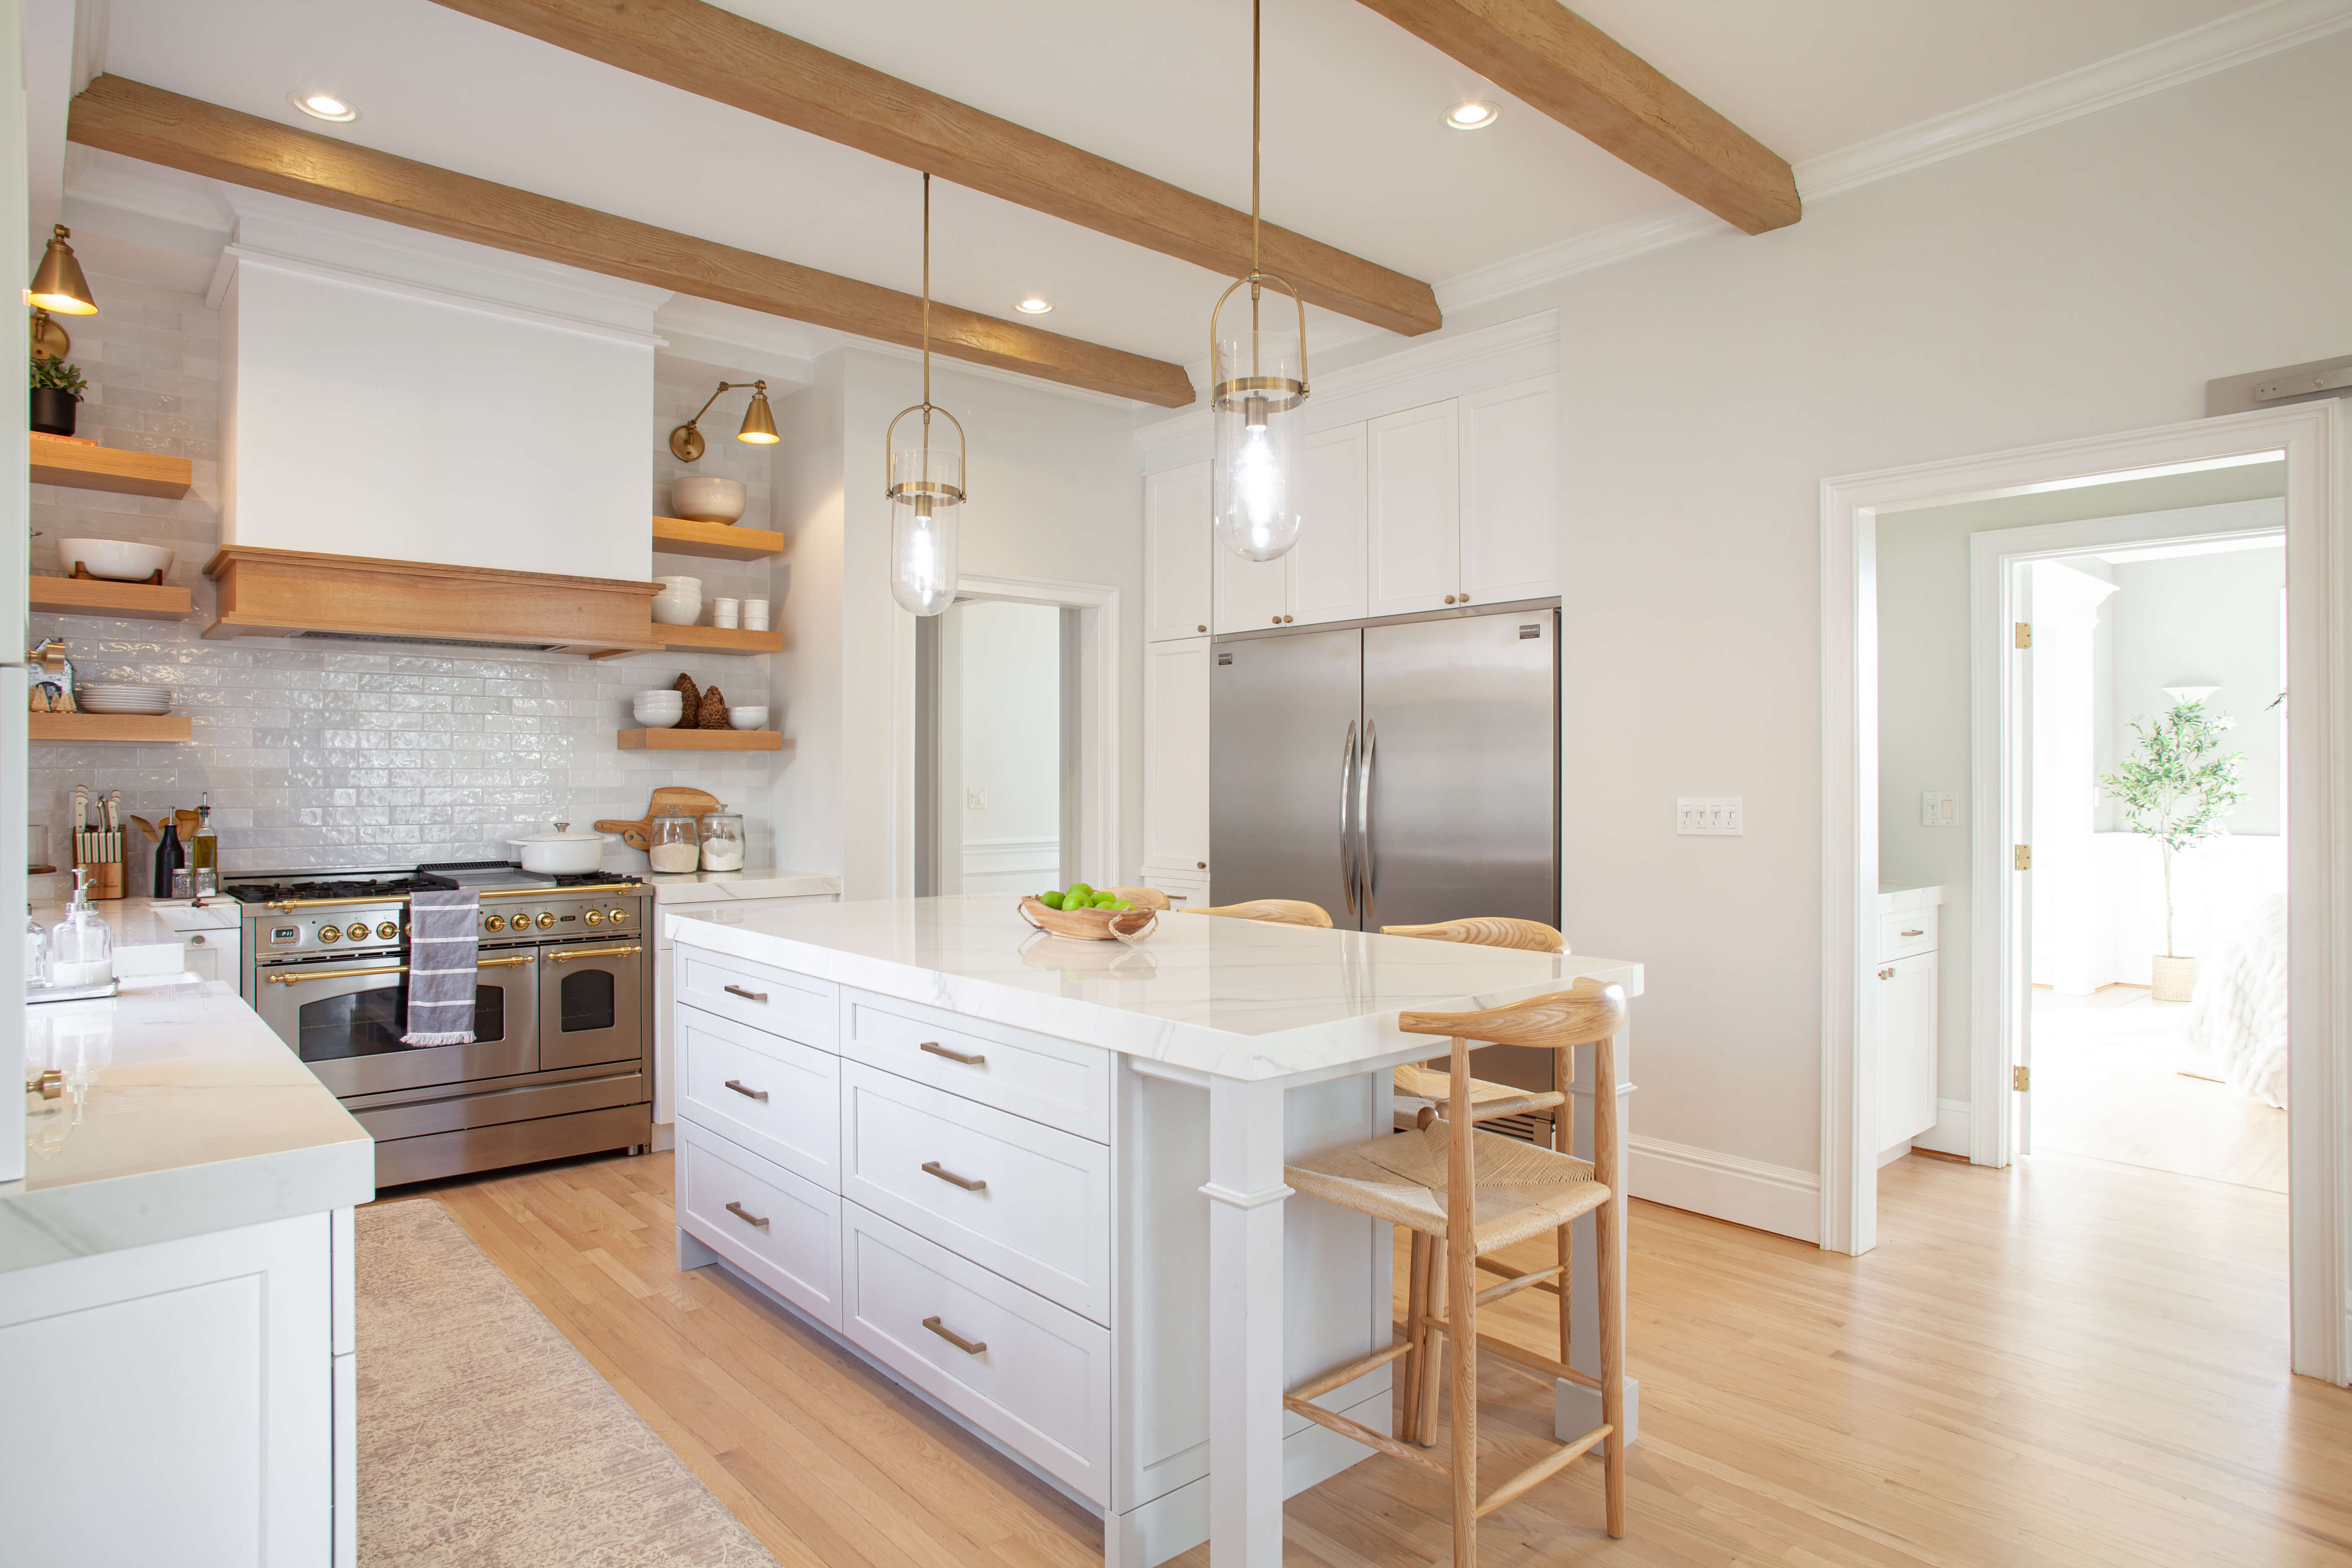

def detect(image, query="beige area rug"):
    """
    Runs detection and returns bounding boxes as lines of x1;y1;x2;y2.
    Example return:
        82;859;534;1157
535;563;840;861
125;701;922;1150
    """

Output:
357;1199;778;1567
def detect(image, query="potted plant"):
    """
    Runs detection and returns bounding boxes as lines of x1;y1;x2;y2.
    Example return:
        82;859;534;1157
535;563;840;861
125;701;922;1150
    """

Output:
2099;699;2247;1002
30;354;87;437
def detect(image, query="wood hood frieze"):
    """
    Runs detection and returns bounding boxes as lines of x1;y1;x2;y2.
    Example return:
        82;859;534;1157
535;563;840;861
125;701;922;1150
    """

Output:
204;547;664;654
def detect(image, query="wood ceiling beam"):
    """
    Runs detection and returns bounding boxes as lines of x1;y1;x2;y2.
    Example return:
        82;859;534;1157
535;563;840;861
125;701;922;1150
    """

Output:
67;75;1197;407
1351;0;1799;235
427;0;1442;338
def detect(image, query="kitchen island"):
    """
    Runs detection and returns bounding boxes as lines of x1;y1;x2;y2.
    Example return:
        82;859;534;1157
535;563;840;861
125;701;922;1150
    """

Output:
667;895;1643;1567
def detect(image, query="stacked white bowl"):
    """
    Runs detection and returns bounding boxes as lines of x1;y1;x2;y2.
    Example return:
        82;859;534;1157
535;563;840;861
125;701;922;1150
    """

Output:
632;689;686;727
651;576;703;626
727;705;769;731
76;684;171;715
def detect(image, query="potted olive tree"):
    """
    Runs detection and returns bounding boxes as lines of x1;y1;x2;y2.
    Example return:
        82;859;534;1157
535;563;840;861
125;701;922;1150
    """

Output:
2099;700;2247;1002
30;354;86;437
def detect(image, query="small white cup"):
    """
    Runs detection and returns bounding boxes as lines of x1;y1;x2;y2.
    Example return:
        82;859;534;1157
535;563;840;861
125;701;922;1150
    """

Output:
743;598;771;631
712;597;741;629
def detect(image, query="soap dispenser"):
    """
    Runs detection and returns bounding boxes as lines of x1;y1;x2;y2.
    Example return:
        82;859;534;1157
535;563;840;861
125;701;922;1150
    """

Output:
47;867;113;988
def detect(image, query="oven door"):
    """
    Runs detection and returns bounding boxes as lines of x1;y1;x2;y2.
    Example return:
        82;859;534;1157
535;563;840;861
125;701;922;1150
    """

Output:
539;937;646;1070
257;947;541;1097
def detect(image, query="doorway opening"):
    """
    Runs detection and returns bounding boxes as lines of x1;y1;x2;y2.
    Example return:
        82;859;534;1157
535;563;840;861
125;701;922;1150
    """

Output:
916;597;1080;897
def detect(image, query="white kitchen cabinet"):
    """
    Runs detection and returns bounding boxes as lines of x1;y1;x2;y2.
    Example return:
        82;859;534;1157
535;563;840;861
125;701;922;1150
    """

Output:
0;1210;349;1566
1145;462;1213;642
1212;530;1291;635
653;885;841;1141
1875;886;1944;1155
1460;375;1561;606
1292;423;1369;626
1142;637;1213;883
1366;401;1461;618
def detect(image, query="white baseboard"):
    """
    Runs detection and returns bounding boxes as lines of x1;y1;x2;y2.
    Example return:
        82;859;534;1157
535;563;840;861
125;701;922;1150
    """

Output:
1876;1140;1914;1168
1913;1097;1973;1159
1628;1134;1821;1243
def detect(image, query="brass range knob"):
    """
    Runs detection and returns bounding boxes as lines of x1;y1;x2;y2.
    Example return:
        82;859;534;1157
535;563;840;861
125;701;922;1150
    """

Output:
535;912;556;930
375;921;399;941
584;910;603;926
346;922;373;942
484;914;506;934
318;925;341;944
608;907;628;924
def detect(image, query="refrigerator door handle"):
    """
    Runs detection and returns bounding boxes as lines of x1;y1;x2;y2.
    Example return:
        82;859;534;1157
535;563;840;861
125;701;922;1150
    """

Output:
1339;720;1359;921
1358;720;1377;923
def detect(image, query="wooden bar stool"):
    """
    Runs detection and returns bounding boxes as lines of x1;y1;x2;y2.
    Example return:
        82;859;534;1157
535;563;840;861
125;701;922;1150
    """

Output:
1382;918;1569;1130
1184;898;1333;927
1281;980;1629;1558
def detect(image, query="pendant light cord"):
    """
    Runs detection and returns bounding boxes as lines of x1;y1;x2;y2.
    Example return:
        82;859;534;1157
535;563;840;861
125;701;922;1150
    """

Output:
921;171;932;482
1250;0;1261;370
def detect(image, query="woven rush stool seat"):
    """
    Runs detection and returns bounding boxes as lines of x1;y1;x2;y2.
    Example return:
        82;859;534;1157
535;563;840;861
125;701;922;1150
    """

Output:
1384;918;1572;1132
1287;1119;1607;1251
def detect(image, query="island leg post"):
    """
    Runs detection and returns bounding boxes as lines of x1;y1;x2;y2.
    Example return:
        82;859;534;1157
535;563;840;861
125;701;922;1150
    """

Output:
1202;1074;1290;1566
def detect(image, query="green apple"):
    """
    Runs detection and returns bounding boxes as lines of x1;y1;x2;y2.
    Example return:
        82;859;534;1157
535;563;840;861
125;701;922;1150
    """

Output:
1039;890;1065;909
1064;882;1096;903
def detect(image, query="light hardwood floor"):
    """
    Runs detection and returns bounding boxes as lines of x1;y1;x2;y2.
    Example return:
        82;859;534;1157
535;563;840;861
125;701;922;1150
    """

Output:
404;1148;2352;1567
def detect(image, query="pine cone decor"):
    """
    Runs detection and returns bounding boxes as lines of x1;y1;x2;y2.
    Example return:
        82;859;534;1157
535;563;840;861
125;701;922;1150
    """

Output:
672;673;701;728
697;686;729;730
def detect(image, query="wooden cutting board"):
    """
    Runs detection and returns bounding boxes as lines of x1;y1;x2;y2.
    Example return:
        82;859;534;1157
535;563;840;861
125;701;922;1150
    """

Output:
594;787;724;851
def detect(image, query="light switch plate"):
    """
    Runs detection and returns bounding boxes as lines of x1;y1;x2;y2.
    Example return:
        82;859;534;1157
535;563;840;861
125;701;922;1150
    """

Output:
966;787;987;810
1921;791;1958;827
1676;797;1743;836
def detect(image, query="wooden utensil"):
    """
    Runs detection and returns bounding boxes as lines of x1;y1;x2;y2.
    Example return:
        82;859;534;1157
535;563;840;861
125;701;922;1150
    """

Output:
1016;895;1156;943
593;787;724;851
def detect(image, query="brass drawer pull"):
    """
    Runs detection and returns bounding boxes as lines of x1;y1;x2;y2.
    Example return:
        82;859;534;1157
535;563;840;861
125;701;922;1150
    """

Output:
266;965;405;985
919;1040;985;1066
1899;928;1924;938
724;983;768;1002
1878;967;1896;980
725;1079;769;1101
725;1200;769;1230
922;1160;987;1192
922;1316;986;1355
552;944;642;962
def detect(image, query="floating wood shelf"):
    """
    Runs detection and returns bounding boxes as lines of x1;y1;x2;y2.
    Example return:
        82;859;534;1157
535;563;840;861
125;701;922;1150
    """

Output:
29;436;193;499
652;515;783;561
29;712;192;744
617;728;783;752
28;575;195;622
586;623;782;660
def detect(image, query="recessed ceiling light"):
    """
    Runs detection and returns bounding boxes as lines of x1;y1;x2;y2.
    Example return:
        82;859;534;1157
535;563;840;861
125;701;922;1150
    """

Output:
1015;297;1054;315
1445;100;1499;131
290;91;359;123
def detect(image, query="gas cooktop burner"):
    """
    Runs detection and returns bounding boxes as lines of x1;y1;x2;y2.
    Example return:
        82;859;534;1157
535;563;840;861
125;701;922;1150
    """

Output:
224;872;456;905
224;863;646;905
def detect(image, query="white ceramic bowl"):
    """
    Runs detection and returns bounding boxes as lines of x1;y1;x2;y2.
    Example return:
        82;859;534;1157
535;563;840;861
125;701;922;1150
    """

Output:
54;538;172;583
670;476;748;524
727;706;770;730
650;590;703;627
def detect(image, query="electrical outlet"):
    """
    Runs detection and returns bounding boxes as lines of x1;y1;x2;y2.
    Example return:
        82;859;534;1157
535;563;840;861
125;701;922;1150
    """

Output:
966;787;987;810
1676;797;1743;836
1921;791;1958;827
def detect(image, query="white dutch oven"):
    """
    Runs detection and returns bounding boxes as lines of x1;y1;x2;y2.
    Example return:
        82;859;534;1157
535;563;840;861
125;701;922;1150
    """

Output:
511;821;611;875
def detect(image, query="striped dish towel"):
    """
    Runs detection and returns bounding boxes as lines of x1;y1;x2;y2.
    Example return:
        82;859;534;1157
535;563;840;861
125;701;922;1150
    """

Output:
402;887;480;1046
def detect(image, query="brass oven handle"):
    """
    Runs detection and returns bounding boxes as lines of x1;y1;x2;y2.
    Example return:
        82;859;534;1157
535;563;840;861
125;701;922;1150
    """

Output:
550;944;643;962
724;984;768;1002
480;882;643;900
265;965;405;985
725;1079;769;1101
922;1160;987;1192
919;1040;985;1066
921;1316;987;1355
476;954;534;969
263;895;400;913
724;1200;769;1230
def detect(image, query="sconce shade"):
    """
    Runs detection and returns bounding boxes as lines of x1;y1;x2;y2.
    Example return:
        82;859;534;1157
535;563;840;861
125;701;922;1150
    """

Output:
27;225;96;315
738;387;779;444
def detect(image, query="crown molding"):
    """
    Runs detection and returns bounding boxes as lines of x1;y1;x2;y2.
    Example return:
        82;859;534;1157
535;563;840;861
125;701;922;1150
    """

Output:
1431;0;2352;312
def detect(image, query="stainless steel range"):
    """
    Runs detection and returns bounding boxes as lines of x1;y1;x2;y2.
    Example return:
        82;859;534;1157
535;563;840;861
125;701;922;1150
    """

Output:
229;861;653;1186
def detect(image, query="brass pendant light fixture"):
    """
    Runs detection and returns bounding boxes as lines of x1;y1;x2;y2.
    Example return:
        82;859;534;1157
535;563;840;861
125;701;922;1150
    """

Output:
669;379;778;462
27;223;98;361
1209;0;1309;562
884;172;967;617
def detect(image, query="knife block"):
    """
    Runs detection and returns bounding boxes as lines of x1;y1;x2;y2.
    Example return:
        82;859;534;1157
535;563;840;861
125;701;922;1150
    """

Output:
72;848;124;901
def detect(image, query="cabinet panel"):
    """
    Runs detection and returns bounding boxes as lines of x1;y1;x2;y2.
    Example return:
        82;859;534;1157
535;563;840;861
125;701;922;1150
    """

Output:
679;1122;843;1329
844;990;1112;1142
677;1003;842;1189
1460;376;1560;606
1876;951;1938;1149
1212;532;1293;634
1143;637;1212;876
1367;401;1460;617
1146;462;1213;641
1293;423;1368;626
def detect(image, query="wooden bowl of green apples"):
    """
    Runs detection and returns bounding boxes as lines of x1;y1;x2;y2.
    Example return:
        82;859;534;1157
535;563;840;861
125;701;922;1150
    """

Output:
1018;881;1158;942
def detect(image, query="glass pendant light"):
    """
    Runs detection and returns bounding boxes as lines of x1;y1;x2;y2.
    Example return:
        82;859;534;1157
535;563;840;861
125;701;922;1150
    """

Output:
885;173;967;616
1210;0;1309;562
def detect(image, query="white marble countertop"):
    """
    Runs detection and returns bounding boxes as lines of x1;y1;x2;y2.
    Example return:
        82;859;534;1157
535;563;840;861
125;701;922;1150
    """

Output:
670;895;1643;1081
643;867;842;905
27;895;240;947
4;981;374;1272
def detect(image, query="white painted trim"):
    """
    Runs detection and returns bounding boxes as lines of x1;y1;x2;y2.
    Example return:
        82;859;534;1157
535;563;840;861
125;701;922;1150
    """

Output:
1434;209;1727;315
210;247;668;348
1821;402;2347;1389
1627;1134;1820;1244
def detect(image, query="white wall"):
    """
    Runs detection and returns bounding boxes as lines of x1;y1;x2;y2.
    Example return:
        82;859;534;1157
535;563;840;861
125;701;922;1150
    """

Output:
954;598;1060;892
1300;32;2352;1201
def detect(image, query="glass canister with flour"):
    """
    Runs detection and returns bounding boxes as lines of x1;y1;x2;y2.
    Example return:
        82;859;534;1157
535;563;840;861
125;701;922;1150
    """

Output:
697;806;745;872
647;812;702;874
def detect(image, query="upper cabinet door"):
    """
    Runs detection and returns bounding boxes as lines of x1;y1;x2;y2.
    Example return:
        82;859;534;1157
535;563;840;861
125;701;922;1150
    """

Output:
1291;423;1369;627
1213;531;1294;634
1145;461;1213;642
1366;401;1460;618
1460;375;1561;606
1142;637;1213;874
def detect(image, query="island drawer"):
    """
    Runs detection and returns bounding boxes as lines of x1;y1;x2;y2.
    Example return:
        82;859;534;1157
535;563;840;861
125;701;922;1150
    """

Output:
1878;907;1938;962
679;1122;843;1331
841;1200;1109;1506
842;990;1111;1142
841;1062;1111;1324
677;1005;841;1191
675;946;836;1045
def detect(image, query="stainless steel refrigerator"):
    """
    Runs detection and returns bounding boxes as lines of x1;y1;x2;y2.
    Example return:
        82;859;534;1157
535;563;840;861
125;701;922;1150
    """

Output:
1211;605;1559;931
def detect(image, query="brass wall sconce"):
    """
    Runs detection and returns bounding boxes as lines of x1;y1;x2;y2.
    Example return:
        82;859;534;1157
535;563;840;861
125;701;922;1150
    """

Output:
27;224;98;361
669;379;778;462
